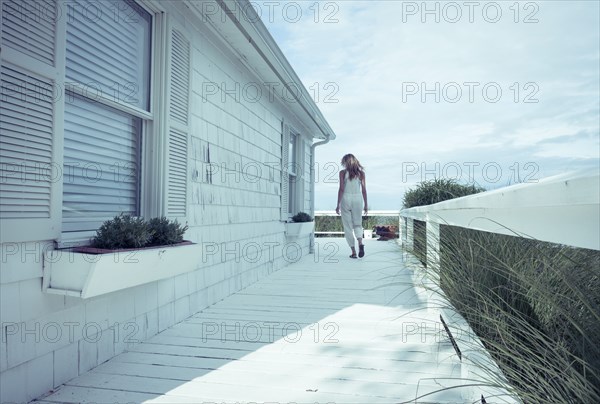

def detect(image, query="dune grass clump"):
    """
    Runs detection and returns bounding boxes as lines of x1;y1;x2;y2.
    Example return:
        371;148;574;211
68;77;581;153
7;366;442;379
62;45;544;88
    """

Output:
403;178;484;208
433;225;600;402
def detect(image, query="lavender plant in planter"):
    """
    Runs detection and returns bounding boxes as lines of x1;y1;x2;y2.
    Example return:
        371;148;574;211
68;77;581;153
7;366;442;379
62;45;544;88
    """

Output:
43;215;199;299
285;211;315;237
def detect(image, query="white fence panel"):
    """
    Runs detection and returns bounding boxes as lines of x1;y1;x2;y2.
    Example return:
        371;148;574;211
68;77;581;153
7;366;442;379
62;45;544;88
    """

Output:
401;170;599;251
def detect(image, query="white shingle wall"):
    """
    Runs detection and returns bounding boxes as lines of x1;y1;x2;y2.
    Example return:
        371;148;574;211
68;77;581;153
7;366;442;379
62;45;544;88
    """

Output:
0;2;314;402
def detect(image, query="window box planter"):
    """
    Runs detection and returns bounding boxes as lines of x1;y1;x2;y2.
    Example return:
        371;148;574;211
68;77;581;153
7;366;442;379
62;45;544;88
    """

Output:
42;241;201;299
285;221;315;237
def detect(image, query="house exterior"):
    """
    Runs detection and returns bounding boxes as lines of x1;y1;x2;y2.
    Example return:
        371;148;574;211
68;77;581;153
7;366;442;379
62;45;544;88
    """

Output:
0;0;335;401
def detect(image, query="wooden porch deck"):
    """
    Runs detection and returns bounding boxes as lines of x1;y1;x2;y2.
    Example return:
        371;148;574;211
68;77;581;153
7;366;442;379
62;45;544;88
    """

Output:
34;239;479;403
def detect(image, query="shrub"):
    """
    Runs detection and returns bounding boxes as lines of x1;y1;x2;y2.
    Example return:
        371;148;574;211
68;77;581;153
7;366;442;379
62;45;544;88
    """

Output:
291;211;313;222
403;178;484;208
147;217;188;246
90;215;188;249
315;215;343;235
91;214;152;249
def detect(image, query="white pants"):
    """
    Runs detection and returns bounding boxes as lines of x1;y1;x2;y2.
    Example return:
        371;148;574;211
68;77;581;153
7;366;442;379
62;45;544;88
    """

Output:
341;194;364;248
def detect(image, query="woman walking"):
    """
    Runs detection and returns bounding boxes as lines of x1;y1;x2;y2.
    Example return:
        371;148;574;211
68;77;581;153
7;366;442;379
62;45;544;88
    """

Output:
335;154;368;258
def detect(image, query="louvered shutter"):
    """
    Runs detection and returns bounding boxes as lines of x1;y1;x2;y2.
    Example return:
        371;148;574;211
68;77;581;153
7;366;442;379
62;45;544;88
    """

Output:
169;30;190;125
1;67;54;219
166;28;190;218
298;138;307;212
281;123;290;221
2;0;57;65
0;0;62;243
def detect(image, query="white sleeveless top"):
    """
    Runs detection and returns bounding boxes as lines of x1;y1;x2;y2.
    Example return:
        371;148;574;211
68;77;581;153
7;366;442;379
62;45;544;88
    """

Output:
343;171;362;195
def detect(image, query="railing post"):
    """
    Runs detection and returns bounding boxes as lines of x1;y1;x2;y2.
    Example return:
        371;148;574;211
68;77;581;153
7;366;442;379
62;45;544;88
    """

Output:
405;218;414;250
424;219;443;317
426;220;440;272
399;215;403;243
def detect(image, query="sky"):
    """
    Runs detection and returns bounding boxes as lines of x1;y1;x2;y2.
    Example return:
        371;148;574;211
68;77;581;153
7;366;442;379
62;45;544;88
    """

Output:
258;1;600;210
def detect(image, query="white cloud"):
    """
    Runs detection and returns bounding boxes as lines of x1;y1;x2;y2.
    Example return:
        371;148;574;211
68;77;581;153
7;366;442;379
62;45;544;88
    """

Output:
264;1;600;209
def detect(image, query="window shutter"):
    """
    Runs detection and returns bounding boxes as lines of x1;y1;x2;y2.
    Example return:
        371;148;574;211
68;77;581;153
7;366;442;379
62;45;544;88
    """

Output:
166;28;190;218
280;123;290;221
169;30;190;125
1;0;57;66
0;67;54;219
298;138;307;212
0;0;62;243
166;128;187;217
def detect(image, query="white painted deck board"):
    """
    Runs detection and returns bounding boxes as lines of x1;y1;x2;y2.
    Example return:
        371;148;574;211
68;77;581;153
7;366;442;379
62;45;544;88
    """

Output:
57;370;466;402
34;239;480;403
90;353;450;383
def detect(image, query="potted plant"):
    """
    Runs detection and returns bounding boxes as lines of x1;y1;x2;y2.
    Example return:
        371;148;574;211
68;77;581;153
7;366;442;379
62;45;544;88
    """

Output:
285;211;315;237
43;215;200;299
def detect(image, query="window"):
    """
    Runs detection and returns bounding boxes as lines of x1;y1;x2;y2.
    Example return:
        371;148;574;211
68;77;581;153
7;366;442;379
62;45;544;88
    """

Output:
281;126;304;221
62;0;152;236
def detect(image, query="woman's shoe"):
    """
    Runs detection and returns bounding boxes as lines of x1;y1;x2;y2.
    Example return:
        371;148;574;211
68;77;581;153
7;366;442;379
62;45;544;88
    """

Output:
358;244;365;258
349;254;357;259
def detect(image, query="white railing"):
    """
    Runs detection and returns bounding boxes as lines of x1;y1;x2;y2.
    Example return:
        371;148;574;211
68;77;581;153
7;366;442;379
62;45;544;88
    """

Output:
315;210;401;217
314;210;400;236
399;169;599;402
400;169;600;267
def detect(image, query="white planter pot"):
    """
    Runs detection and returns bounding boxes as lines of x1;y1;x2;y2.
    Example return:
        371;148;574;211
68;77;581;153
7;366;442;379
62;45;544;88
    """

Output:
285;221;315;237
42;242;201;299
